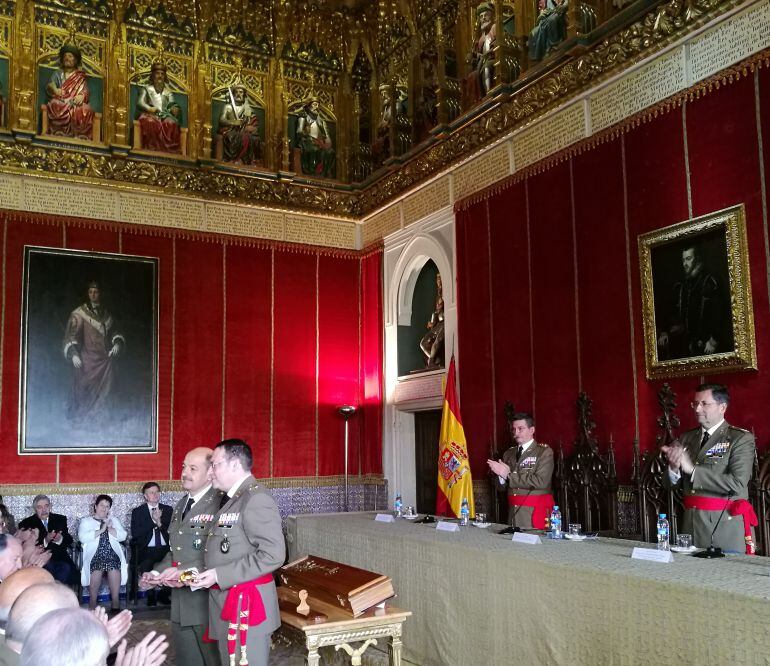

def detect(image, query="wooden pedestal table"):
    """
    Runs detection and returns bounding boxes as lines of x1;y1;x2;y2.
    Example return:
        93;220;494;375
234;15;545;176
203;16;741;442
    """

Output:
279;598;411;666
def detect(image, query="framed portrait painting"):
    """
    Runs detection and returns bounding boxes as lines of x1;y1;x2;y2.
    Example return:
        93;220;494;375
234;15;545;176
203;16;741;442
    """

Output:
638;205;756;380
19;246;158;454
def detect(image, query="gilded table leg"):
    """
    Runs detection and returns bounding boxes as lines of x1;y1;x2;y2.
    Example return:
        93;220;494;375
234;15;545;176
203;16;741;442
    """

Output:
389;626;403;666
306;636;321;666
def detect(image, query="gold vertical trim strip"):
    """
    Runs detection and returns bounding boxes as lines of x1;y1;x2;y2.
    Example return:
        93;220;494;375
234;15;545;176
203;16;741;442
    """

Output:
621;137;640;440
221;243;227;440
114;454;118;483
485;199;497;438
118;230;122;254
59;222;65;481
169;238;177;481
269;248;275;478
315;254;320;477
525;181;536;414
754;69;770;314
682;101;694;219
569;160;582;391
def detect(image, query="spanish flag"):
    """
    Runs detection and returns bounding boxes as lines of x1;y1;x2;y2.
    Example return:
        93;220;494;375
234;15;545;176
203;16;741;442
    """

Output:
436;356;475;518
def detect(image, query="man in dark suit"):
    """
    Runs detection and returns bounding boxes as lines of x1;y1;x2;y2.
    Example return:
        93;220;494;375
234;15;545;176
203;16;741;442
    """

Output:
17;495;77;585
130;481;172;606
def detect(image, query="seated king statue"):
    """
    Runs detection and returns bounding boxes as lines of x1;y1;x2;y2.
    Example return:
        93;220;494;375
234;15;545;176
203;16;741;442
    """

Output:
217;83;262;165
45;44;95;139
137;62;182;153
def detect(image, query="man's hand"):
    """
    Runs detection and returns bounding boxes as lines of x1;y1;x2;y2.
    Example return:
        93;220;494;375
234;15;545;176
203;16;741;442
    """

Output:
93;607;133;648
704;336;718;354
486;459;511;478
139;572;159;591
662;441;694;474
190;568;217;589
45;529;62;546
157;566;184;588
115;631;169;666
108;344;120;358
72;355;82;369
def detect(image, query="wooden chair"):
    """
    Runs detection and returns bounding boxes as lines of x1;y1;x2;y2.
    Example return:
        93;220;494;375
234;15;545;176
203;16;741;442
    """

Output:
132;119;188;156
555;392;618;535
40;105;102;142
634;383;685;543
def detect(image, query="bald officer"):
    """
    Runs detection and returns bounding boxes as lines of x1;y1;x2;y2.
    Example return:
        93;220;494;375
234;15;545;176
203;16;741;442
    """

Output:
141;447;222;665
190;439;285;666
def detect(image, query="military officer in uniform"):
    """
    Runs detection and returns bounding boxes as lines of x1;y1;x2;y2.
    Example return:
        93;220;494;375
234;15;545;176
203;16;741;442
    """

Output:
487;412;555;529
662;383;757;554
190;439;285;666
140;447;222;665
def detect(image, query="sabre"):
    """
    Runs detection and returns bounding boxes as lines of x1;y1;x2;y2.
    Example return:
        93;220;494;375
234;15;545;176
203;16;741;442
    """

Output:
227;86;239;120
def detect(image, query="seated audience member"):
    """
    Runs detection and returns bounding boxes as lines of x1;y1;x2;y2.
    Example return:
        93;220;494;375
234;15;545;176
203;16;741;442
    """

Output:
17;495;76;584
487;412;555;529
19;608;167;666
0;501;16;535
0;536;22;584
79;495;128;612
3;582;79;662
130;482;171;606
0;568;53;633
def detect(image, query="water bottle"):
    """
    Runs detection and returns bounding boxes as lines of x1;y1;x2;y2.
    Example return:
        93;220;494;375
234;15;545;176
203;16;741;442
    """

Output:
550;505;562;539
656;513;670;550
394;493;403;518
460;498;470;526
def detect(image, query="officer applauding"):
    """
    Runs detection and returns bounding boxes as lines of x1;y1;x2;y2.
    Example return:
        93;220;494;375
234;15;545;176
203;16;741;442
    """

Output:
191;439;285;666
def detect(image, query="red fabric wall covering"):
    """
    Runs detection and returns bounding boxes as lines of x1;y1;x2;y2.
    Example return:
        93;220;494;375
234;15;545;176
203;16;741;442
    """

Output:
272;251;318;477
488;183;532;447
572;140;637;480
117;233;174;482
171;239;225;474
0;212;383;485
456;201;495;471
223;245;273;478
318;256;361;476
527;162;580;449
360;252;383;475
456;70;770;481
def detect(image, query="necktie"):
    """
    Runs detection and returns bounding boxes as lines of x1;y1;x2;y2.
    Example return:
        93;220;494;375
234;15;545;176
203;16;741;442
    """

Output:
516;445;523;462
181;497;194;520
700;430;710;449
154;527;161;547
219;494;230;510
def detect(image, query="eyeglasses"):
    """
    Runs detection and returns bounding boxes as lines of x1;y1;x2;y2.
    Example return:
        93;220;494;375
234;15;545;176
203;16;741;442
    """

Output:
690;401;717;409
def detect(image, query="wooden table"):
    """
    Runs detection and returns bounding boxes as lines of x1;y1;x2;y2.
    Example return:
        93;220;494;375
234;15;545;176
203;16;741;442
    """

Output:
279;601;411;666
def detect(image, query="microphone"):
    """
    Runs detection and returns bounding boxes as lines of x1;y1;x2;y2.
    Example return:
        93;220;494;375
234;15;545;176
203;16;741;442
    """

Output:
692;490;734;559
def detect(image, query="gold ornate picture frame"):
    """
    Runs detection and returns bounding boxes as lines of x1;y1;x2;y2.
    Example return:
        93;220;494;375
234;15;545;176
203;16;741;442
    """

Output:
638;204;756;380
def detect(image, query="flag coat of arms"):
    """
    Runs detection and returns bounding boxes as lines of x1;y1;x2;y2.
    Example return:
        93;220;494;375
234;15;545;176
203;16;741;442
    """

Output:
436;356;475;518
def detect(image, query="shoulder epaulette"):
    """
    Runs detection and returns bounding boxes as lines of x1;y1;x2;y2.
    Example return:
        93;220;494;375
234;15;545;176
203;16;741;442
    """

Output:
728;425;751;434
537;441;547;448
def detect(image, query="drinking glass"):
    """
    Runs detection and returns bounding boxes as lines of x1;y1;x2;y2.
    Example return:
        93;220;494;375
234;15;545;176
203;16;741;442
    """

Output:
676;534;692;549
475;512;487;524
569;523;581;536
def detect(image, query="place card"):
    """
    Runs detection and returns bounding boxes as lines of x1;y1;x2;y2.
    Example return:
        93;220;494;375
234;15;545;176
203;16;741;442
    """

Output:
436;521;459;532
512;532;542;545
374;514;395;523
631;547;674;563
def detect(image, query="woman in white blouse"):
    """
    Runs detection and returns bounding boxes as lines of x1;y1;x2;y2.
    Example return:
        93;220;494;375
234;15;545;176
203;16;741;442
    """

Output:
78;494;127;611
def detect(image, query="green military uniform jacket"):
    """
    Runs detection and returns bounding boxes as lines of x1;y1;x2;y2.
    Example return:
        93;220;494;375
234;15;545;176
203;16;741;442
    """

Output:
500;440;554;528
664;421;755;553
157;485;223;627
204;475;285;639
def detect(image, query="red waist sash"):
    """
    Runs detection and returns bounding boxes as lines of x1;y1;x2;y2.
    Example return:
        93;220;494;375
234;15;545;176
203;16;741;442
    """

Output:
205;573;274;665
508;493;555;529
683;495;758;555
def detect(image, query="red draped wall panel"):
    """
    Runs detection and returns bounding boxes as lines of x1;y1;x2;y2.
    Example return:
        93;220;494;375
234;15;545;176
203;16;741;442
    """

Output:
318;256;361;476
456;70;770;480
223;244;273;477
0;213;382;485
360;251;383;475
272;251;318;477
456;201;494;471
